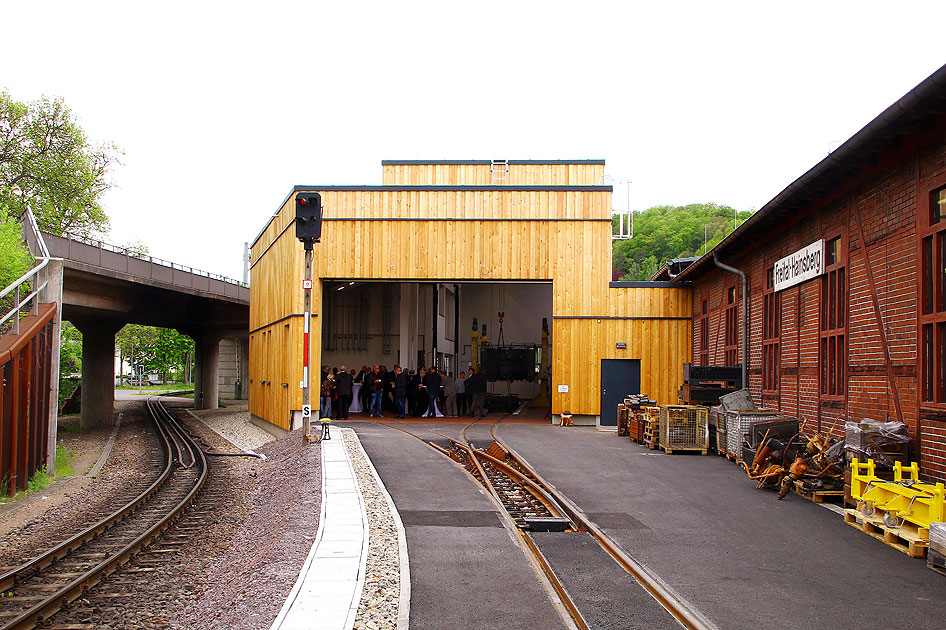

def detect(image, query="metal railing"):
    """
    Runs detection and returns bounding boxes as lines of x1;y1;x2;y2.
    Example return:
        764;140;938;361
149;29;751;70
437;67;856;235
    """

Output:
55;231;248;288
1;210;50;335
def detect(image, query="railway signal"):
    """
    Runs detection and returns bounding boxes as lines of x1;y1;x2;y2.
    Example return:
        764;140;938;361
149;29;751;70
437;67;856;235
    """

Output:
295;192;322;248
295;191;327;444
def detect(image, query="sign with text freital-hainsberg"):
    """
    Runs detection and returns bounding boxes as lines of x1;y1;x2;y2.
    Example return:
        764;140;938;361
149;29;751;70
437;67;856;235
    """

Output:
773;239;824;292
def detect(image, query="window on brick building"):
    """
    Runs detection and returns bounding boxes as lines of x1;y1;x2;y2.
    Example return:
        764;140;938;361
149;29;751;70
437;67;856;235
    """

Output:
763;267;780;393
820;235;845;398
920;186;946;404
725;286;738;366
699;299;709;365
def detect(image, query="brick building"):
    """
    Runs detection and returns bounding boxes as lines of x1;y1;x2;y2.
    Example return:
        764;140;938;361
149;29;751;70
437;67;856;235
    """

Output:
675;63;946;482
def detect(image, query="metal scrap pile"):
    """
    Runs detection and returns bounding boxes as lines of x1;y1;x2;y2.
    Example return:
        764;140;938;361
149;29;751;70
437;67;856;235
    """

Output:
741;422;846;499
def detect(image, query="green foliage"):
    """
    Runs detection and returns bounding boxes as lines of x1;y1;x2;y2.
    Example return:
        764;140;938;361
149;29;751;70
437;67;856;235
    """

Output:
612;203;754;281
26;468;52;492
60;321;82;373
116;324;194;382
0;91;120;237
0;209;33;290
55;444;76;477
58;321;83;411
122;239;149;256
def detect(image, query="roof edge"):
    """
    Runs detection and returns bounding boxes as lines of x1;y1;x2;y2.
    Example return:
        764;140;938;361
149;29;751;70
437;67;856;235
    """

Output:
381;159;606;165
675;61;946;283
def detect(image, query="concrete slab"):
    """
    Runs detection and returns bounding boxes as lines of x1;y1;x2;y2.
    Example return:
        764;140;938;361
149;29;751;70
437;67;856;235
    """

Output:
270;434;367;630
345;421;565;630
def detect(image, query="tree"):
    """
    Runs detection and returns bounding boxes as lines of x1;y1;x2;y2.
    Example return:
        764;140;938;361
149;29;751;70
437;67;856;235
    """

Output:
612;203;755;281
59;321;82;374
116;324;194;383
0;207;32;290
0;91;120;237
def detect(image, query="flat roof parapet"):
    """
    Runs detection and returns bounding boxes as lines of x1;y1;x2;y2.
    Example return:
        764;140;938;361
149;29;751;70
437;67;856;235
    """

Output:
381;159;606;165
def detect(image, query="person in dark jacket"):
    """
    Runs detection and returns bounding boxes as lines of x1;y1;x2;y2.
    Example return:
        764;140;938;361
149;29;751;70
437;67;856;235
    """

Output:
366;365;384;417
333;364;353;419
411;368;428;416
467;368;487;417
394;365;409;419
320;375;333;420
423;368;442;418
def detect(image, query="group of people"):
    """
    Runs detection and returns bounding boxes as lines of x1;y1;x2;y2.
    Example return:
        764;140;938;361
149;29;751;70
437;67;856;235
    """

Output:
319;364;488;420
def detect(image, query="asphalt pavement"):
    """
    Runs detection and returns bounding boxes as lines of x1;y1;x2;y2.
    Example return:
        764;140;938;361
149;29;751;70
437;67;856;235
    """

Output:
497;422;946;629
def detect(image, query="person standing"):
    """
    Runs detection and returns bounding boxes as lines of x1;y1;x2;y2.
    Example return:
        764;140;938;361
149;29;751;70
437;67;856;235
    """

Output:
320;374;333;420
456;371;467;416
414;368;428;416
442;370;457;416
408;369;421;416
334;364;353;419
423;367;442;418
367;364;384;417
358;365;371;412
468;368;487;417
394;365;409;419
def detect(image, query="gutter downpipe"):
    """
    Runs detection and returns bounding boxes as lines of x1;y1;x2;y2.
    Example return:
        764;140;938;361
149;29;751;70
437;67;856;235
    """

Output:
713;253;748;389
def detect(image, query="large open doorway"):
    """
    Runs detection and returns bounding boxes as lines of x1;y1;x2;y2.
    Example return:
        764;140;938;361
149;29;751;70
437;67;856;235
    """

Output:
318;281;552;416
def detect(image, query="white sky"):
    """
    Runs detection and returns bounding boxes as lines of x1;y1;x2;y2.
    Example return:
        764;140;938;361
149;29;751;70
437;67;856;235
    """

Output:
3;1;945;280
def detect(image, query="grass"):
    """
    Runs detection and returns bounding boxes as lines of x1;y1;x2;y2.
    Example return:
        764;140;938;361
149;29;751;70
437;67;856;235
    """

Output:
0;444;77;502
55;444;76;478
116;383;192;393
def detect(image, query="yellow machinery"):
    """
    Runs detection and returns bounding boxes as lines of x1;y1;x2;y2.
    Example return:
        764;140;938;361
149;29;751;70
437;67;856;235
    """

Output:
850;458;946;530
471;317;480;371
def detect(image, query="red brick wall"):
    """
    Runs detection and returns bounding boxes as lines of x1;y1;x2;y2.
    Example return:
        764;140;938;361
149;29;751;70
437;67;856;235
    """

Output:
692;131;946;483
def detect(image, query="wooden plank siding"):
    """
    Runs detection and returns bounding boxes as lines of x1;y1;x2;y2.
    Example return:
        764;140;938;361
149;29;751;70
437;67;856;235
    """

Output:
381;162;605;186
250;180;690;431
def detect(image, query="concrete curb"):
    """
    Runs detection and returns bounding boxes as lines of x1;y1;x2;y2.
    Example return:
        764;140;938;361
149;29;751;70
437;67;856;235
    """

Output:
347;428;412;630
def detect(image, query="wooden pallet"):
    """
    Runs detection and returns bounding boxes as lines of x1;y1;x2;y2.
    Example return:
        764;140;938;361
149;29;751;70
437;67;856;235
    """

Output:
844;509;929;558
792;480;844;504
662;447;707;456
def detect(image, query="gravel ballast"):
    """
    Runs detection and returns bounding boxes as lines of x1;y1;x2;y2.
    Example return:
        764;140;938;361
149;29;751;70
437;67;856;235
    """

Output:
2;402;409;630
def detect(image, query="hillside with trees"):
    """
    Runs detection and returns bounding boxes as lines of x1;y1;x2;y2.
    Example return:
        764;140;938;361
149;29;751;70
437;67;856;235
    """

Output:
612;202;755;281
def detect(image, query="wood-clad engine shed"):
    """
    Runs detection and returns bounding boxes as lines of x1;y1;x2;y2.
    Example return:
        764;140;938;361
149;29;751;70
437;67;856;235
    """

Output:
249;160;690;432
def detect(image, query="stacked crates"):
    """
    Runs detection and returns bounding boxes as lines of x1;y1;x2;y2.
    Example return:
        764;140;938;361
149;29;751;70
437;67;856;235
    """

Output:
659;405;709;455
723;410;780;461
642;407;660;449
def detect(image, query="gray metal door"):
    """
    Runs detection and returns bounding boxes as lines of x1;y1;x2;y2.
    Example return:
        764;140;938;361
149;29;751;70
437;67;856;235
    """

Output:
600;359;641;426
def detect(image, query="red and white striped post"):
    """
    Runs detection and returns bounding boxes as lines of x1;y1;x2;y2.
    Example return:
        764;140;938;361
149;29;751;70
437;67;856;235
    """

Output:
302;249;314;443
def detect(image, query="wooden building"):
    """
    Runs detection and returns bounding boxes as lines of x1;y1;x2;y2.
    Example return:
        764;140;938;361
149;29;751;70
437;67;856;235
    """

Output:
676;63;946;483
249;160;691;431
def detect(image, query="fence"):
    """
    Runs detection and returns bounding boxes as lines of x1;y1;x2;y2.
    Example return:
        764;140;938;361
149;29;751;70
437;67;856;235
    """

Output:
1;210;58;494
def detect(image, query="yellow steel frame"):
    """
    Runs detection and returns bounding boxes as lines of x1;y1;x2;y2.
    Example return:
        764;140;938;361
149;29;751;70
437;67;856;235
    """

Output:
850;458;946;529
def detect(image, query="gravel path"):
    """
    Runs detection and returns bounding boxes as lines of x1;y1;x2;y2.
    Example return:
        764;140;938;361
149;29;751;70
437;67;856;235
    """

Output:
344;428;407;630
186;403;274;452
177;420;321;630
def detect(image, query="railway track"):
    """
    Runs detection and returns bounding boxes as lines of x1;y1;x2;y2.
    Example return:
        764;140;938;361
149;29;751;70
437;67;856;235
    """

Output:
370;415;713;630
0;398;208;630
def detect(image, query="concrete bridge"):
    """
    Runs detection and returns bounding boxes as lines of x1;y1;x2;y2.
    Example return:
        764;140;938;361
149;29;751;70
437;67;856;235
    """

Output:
22;222;249;429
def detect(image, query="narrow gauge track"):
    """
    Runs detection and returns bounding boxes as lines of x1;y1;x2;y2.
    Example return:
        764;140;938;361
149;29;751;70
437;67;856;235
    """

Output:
369;416;712;630
0;398;208;630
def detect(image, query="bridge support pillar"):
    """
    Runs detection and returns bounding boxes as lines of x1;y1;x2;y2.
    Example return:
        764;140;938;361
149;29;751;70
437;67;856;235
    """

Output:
74;319;123;430
195;332;223;410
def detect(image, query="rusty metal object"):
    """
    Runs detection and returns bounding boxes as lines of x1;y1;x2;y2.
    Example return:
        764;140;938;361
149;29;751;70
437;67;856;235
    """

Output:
778;457;810;500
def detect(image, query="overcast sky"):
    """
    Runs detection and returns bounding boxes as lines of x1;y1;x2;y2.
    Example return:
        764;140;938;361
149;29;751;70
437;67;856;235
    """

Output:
3;1;945;280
